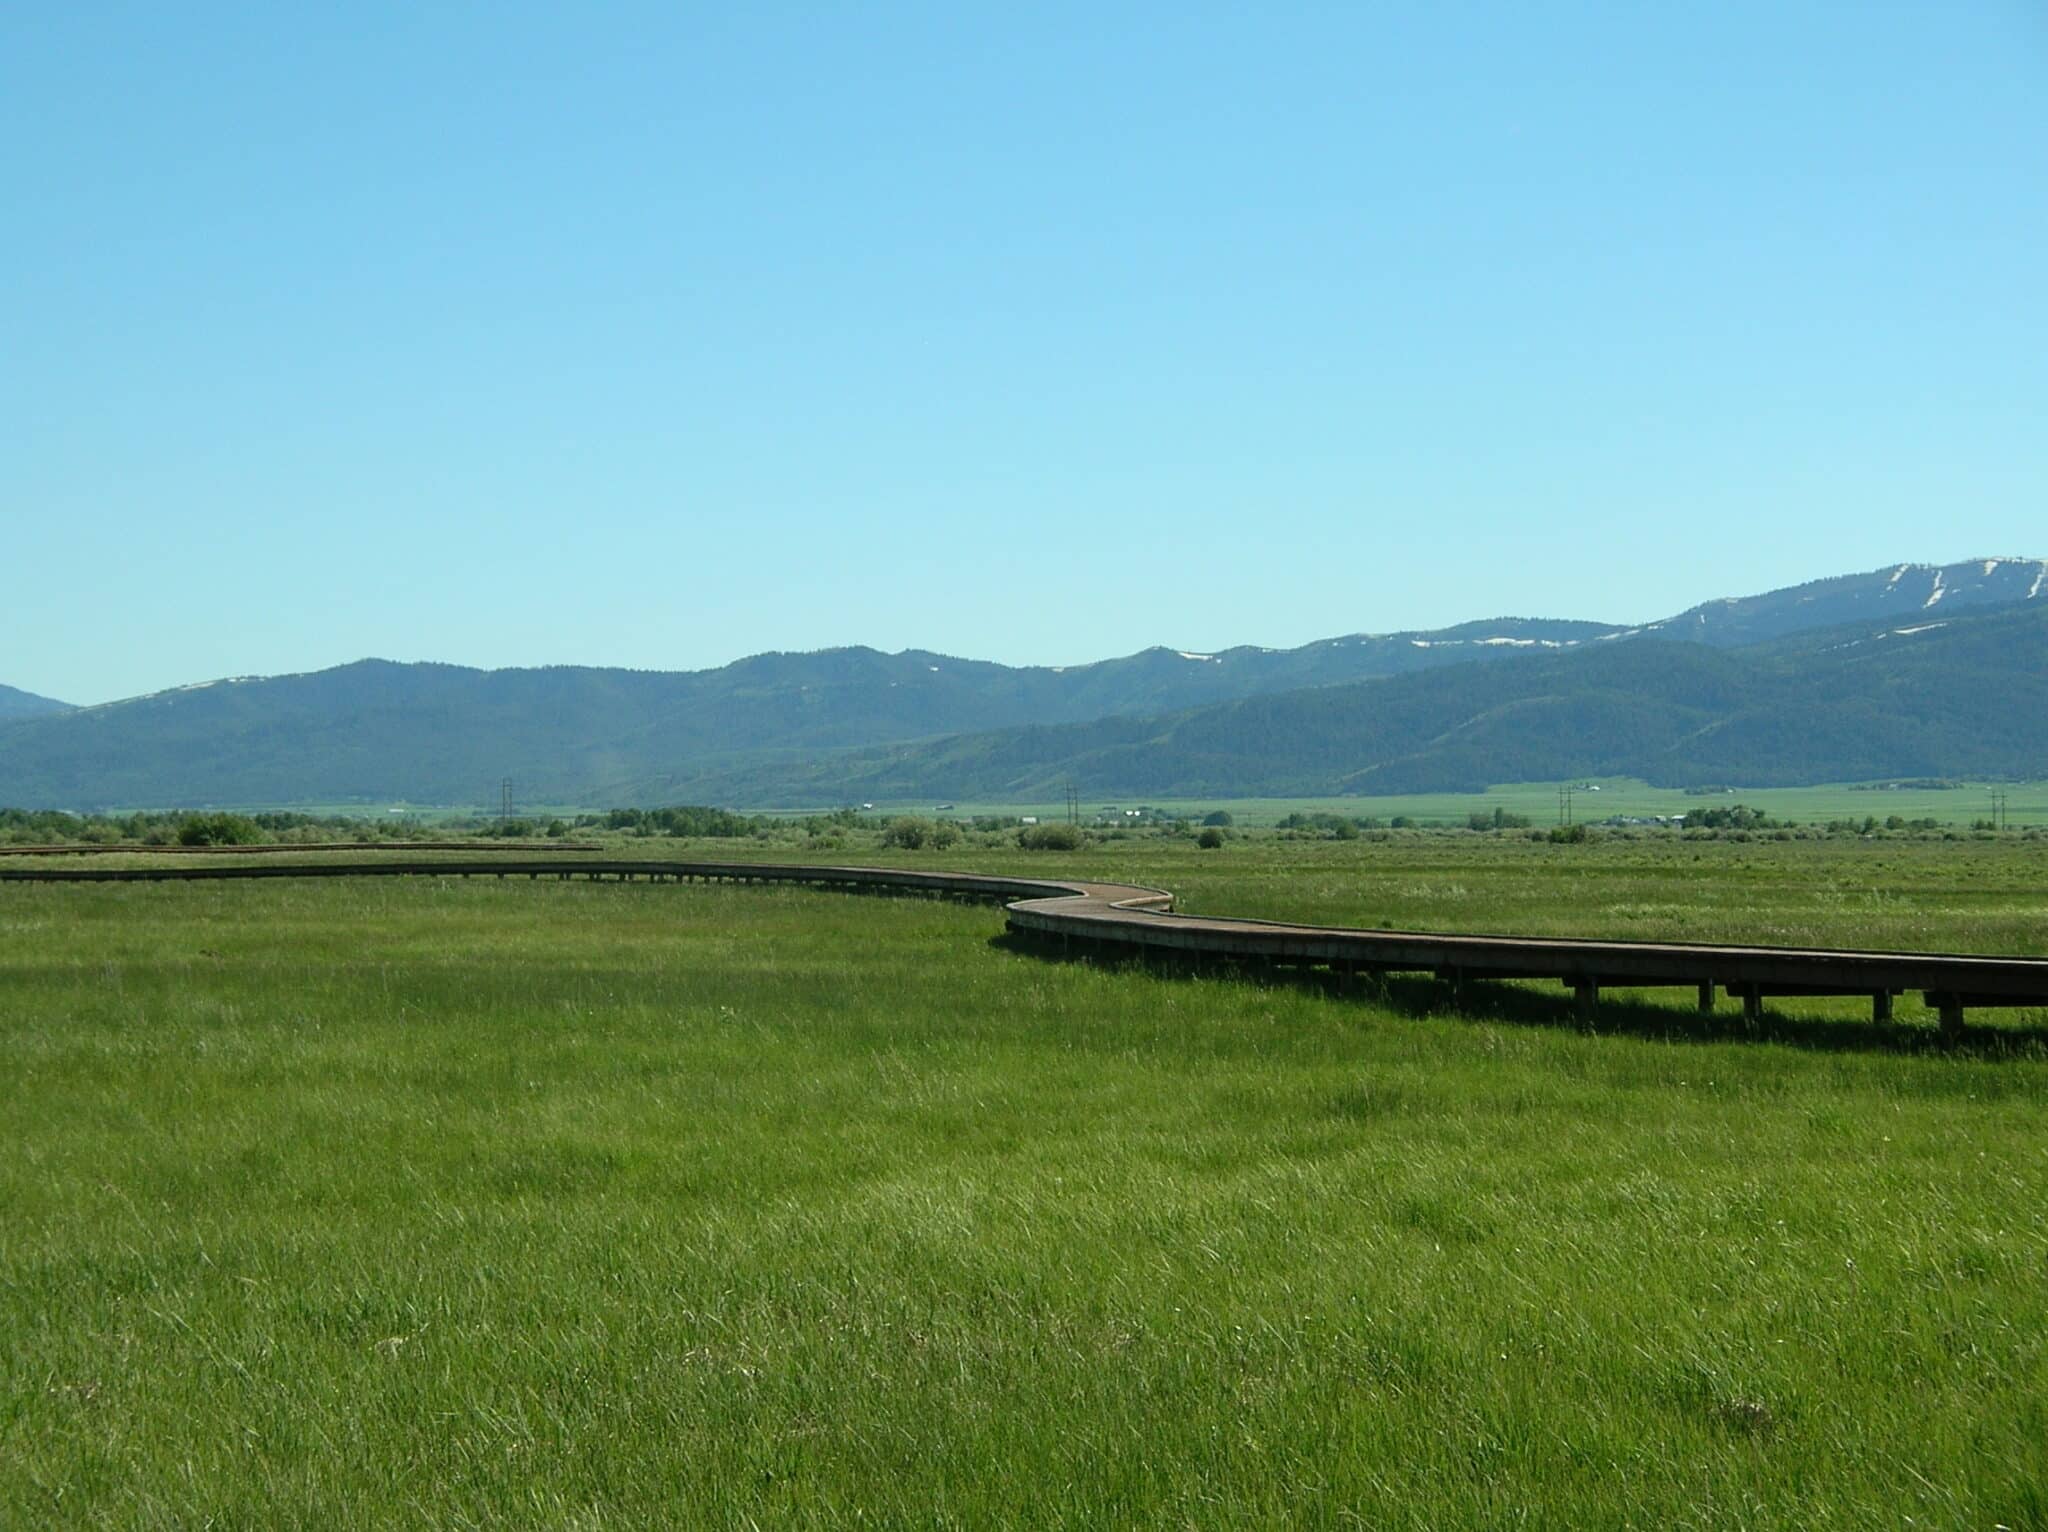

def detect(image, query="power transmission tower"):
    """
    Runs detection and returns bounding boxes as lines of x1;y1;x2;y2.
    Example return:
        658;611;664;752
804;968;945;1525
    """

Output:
500;777;514;822
1065;783;1079;826
1558;785;1574;826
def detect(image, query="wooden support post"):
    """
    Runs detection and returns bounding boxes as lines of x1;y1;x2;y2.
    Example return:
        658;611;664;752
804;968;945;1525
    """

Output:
1574;978;1598;1028
1442;968;1466;1008
1742;987;1763;1029
1696;981;1715;1013
1938;996;1966;1045
1872;991;1893;1024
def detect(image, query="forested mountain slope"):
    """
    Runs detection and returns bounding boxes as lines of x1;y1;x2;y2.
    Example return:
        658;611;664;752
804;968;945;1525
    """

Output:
0;684;72;721
0;558;2040;807
670;602;2048;803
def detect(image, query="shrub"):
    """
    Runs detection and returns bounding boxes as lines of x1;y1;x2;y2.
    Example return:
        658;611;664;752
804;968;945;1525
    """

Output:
879;817;934;851
1197;826;1226;849
1017;822;1083;851
1200;810;1234;827
1546;823;1591;845
176;812;264;846
1468;808;1532;831
1681;805;1782;832
1277;810;1367;839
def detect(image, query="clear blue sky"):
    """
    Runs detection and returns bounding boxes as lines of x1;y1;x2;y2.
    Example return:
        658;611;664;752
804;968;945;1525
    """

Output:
6;2;2044;705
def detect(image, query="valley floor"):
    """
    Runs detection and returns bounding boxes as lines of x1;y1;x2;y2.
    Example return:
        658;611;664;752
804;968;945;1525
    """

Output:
2;838;2043;1525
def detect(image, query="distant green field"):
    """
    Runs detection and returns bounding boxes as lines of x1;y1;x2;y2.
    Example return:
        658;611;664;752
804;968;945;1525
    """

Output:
825;777;2048;829
4;836;2044;1524
82;776;2048;829
86;801;479;822
86;801;590;825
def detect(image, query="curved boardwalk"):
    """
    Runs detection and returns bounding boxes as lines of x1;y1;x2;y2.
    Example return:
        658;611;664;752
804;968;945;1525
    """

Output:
5;855;2046;1038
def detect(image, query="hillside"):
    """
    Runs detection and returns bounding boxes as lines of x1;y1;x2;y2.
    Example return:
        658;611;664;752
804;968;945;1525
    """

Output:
1660;557;2047;646
0;557;2041;808
0;684;72;721
0;620;1624;809
672;602;2048;803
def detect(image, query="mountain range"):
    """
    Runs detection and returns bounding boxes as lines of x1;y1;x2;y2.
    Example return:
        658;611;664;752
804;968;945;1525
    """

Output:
701;600;2047;803
3;558;2043;808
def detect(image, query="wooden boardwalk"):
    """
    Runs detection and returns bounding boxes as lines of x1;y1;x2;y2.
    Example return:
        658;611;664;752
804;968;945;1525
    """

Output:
5;855;2046;1039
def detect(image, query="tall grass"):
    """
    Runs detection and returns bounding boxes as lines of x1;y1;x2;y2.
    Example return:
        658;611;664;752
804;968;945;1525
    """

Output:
3;851;2044;1525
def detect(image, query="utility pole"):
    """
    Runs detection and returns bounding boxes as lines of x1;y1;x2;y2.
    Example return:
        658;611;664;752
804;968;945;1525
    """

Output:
1065;783;1079;826
500;777;514;822
1558;784;1574;826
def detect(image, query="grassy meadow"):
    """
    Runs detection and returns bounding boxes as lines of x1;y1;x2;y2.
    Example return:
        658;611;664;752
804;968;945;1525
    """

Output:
80;776;2048;831
830;777;2048;829
3;836;2045;1525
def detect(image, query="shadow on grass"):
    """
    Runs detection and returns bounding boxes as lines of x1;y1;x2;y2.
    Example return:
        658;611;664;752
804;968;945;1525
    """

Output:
989;932;2048;1059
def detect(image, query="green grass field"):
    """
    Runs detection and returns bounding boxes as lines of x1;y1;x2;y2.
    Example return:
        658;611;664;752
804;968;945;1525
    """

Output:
830;777;2048;829
4;839;2045;1525
87;774;2048;829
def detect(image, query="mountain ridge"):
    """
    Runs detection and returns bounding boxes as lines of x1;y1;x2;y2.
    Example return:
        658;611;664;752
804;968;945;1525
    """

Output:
682;602;2048;804
0;684;73;721
34;555;2048;716
2;557;2042;808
